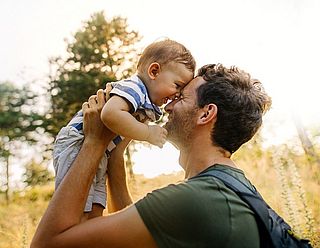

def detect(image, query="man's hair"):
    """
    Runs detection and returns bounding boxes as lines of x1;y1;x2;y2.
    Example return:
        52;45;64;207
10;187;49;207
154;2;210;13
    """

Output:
137;39;196;74
196;64;272;154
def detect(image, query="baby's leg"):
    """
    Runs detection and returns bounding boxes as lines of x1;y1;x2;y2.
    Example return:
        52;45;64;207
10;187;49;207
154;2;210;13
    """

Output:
53;126;83;189
54;125;108;219
81;203;104;222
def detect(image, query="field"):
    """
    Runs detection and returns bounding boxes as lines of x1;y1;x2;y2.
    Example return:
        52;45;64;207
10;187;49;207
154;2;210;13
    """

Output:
0;148;319;247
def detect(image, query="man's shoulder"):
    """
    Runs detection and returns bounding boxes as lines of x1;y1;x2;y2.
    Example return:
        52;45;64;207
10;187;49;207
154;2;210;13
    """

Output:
143;165;250;199
198;164;256;192
136;177;229;208
135;174;260;247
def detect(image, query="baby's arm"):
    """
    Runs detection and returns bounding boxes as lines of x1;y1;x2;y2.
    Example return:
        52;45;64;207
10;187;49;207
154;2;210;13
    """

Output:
101;95;167;148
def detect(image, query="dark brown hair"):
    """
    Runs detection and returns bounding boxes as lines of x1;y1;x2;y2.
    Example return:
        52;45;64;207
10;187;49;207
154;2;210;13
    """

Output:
197;64;272;153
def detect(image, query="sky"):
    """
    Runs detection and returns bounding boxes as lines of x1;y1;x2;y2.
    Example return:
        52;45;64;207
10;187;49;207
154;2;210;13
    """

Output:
1;0;319;179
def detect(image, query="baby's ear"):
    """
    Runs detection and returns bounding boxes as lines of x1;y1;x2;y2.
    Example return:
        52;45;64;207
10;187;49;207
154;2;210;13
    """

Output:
148;62;161;79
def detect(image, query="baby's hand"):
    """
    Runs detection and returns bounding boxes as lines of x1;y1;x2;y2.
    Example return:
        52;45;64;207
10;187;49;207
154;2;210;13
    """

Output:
146;125;167;148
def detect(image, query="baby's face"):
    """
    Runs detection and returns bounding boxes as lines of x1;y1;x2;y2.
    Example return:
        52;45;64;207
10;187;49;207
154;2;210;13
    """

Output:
150;62;194;106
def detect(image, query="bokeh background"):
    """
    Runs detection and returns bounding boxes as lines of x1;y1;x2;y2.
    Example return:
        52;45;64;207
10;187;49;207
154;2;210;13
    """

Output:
0;0;319;247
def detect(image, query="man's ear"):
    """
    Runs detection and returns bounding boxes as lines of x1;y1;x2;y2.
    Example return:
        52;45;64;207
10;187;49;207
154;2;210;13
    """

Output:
147;62;161;80
197;104;217;125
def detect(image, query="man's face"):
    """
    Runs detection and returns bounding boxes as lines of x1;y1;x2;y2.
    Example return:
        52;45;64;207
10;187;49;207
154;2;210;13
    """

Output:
164;77;205;148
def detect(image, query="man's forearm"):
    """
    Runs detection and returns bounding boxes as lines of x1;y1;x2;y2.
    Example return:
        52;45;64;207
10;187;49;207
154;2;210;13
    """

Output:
107;138;133;213
30;89;157;248
32;138;109;246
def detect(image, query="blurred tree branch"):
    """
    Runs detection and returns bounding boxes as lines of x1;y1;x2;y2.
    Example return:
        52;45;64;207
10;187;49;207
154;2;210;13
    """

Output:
0;82;44;202
293;115;320;165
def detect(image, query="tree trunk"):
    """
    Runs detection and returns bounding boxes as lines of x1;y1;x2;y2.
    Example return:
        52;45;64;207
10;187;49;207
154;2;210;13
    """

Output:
294;116;320;164
125;146;135;180
5;155;9;204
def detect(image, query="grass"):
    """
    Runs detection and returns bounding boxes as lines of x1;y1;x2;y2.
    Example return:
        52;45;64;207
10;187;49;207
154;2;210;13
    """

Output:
0;146;319;247
0;173;184;248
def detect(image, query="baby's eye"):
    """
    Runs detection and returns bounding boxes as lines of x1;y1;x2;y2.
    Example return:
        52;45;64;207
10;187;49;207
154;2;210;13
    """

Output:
175;83;181;89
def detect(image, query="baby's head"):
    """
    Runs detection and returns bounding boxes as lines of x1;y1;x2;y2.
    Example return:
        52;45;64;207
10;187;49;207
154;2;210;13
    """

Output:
137;39;196;106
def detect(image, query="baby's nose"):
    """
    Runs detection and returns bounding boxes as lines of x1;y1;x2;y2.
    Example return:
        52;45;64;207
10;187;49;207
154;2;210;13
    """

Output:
164;98;179;112
175;91;181;99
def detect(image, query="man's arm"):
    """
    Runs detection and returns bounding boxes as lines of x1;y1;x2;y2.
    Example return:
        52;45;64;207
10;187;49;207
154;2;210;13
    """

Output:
31;90;157;248
107;137;133;213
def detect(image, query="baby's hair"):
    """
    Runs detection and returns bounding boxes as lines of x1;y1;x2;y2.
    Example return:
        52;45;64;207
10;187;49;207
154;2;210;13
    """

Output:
137;39;196;74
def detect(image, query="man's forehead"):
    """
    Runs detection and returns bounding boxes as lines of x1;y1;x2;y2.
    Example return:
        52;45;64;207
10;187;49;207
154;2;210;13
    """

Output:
182;76;205;94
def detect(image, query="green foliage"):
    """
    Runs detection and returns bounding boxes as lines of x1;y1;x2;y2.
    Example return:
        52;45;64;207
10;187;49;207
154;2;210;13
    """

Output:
45;11;141;135
0;82;43;142
0;82;44;200
23;160;54;187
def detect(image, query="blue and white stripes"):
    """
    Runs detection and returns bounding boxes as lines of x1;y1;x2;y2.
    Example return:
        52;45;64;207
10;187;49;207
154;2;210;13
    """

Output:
66;75;162;154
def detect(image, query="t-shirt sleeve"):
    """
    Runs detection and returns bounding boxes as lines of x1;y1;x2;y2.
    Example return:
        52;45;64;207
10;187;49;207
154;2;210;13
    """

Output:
110;80;145;112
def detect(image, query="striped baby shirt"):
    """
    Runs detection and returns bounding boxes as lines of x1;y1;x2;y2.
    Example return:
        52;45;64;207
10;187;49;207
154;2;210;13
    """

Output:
67;75;162;154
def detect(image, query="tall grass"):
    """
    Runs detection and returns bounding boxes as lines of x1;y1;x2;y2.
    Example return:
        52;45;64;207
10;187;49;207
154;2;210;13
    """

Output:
235;140;319;247
272;146;316;240
0;142;319;247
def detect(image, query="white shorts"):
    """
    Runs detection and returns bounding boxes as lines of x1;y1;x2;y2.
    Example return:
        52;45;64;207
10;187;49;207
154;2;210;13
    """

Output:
53;126;108;212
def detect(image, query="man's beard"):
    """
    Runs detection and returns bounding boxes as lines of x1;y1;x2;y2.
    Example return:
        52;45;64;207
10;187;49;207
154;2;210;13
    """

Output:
164;108;197;149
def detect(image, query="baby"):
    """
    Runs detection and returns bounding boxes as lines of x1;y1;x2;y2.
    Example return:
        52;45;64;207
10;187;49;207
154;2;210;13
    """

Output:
53;39;196;218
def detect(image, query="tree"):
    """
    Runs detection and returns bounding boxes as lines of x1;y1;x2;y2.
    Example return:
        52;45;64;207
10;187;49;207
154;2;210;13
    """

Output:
293;115;320;164
0;82;43;202
45;11;141;136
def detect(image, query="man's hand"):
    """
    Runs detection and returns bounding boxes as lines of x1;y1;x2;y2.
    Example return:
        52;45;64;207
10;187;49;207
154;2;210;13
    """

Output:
146;125;168;148
105;83;112;99
82;89;110;147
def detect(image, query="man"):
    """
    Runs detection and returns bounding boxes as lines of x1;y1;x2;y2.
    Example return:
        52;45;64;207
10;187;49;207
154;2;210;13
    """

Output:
31;64;272;248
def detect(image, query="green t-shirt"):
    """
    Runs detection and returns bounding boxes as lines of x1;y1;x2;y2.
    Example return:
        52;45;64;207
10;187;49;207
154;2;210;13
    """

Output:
135;164;260;248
